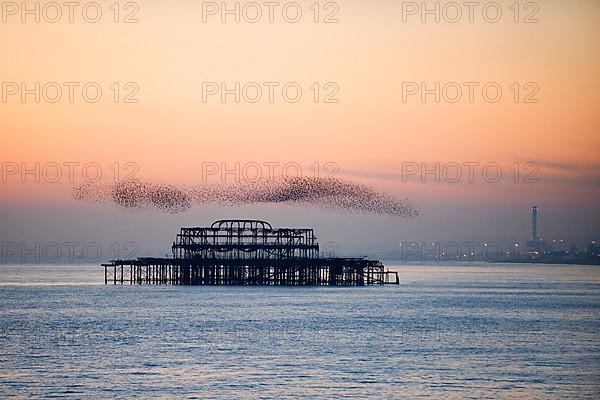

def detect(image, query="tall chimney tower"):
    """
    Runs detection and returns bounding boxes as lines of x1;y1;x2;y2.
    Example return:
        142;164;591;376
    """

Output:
531;206;538;241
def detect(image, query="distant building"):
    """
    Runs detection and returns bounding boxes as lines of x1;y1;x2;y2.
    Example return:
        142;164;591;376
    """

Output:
588;241;600;258
527;205;549;260
531;206;538;241
522;207;599;265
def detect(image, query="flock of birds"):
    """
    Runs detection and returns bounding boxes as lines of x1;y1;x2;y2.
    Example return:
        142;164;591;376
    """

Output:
72;176;419;218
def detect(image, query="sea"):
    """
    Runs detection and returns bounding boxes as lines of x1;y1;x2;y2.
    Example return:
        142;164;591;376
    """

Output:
0;264;599;399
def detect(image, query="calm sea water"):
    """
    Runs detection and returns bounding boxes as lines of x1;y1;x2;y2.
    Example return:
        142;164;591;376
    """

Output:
1;264;599;399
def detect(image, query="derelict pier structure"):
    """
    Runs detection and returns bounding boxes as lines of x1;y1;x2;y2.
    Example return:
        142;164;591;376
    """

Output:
103;220;398;286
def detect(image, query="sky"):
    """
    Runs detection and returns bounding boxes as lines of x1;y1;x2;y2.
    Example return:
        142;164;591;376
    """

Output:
1;0;599;260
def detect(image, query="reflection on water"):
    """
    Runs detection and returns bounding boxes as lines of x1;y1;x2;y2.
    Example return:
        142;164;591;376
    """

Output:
0;264;599;399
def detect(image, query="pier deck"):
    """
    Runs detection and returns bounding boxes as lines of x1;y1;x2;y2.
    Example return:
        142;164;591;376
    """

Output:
102;257;399;286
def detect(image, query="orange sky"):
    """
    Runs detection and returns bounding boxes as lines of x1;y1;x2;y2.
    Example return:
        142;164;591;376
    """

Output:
1;0;599;246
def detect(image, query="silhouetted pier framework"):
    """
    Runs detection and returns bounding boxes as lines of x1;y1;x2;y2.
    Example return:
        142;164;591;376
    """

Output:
103;220;399;286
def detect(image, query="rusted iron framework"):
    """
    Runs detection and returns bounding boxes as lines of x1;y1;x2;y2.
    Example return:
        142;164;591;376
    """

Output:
103;220;399;286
